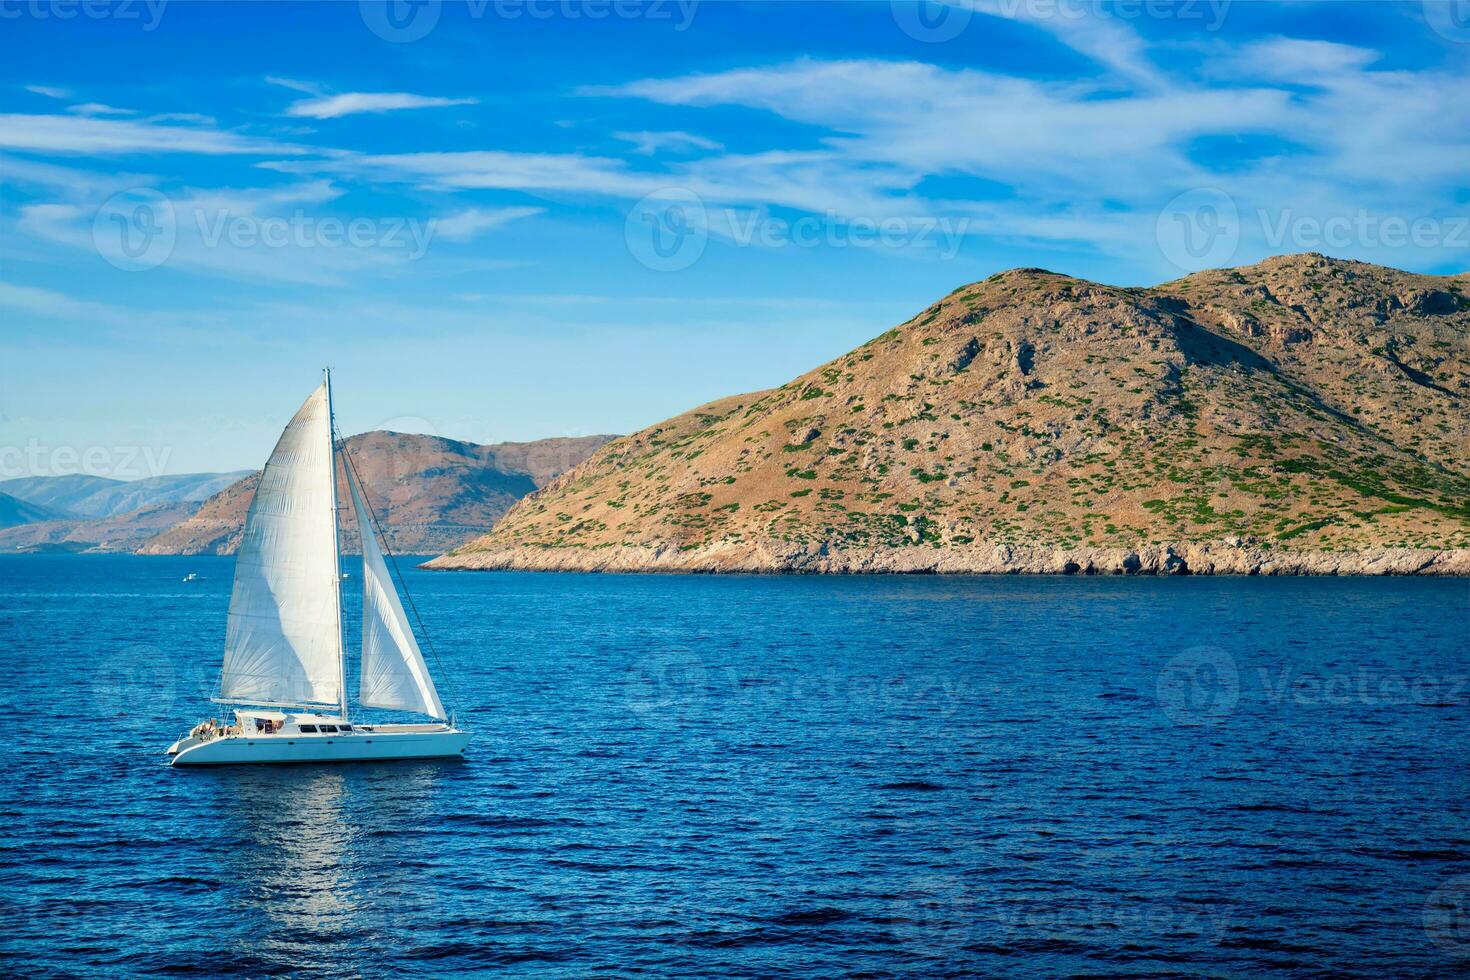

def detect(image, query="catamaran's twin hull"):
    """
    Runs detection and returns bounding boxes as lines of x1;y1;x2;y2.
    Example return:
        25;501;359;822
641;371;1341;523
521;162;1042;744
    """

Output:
169;728;470;766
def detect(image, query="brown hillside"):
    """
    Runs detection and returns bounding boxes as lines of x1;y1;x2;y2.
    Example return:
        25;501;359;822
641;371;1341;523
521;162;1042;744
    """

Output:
0;501;197;554
429;255;1469;575
137;431;614;556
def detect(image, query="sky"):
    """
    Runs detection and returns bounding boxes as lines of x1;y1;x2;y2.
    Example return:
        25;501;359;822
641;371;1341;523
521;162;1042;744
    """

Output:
1;0;1468;478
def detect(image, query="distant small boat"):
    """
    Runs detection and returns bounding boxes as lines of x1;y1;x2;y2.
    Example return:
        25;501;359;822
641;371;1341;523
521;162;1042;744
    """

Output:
166;370;469;766
182;572;199;582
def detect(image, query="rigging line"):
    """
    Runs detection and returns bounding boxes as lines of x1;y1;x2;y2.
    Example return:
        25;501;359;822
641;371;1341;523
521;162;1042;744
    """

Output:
335;426;461;714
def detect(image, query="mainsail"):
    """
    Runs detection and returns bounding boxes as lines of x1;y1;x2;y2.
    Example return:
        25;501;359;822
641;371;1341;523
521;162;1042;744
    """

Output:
344;455;447;720
218;383;344;707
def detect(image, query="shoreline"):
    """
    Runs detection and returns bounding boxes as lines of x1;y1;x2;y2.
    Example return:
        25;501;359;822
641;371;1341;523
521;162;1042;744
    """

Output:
422;541;1470;576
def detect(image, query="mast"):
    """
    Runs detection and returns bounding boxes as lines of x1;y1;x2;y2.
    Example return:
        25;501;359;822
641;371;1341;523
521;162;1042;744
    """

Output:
324;367;348;721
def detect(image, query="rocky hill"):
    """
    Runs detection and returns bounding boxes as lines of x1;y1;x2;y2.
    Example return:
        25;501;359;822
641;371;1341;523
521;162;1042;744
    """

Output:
136;431;614;556
428;255;1470;575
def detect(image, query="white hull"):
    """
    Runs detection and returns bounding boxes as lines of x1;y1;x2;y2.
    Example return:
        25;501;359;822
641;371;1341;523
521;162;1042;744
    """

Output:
169;725;469;766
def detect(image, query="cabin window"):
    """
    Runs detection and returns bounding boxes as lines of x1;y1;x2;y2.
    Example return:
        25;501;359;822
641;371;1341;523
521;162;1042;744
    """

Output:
338;724;353;732
318;725;338;733
298;725;318;733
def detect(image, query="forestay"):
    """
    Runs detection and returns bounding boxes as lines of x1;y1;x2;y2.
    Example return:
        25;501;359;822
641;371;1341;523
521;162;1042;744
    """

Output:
345;458;447;720
218;384;344;706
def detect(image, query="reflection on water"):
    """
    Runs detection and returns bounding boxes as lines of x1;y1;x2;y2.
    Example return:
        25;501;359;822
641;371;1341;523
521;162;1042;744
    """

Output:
207;765;447;974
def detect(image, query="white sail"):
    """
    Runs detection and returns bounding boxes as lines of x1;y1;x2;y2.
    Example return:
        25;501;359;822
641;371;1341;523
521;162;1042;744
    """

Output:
345;457;447;720
218;383;343;707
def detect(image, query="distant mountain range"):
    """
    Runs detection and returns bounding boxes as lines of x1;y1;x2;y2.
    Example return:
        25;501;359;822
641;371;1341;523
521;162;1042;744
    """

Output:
0;471;251;519
430;254;1470;575
0;491;68;530
0;432;614;555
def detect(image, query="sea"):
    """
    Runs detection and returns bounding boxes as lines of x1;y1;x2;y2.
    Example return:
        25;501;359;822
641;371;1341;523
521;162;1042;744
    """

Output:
1;554;1467;978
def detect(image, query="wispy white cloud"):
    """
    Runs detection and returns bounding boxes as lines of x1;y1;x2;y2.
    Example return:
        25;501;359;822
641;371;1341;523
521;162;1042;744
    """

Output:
299;149;659;195
434;206;543;242
67;103;135;116
285;92;478;119
0;153;151;198
613;130;723;155
1222;37;1381;82
0;113;305;156
24;85;69;99
600;59;1286;196
146;112;218;126
281;144;914;221
16;179;441;288
264;75;322;95
968;0;1170;89
8;12;1464;297
584;42;1470;268
0;279;119;320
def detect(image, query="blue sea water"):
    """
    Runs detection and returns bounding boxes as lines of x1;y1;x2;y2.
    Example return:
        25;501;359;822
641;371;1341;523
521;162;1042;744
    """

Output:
0;555;1467;978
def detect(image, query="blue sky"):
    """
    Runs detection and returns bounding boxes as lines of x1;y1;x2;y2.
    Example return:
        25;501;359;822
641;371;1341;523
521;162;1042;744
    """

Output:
2;0;1468;477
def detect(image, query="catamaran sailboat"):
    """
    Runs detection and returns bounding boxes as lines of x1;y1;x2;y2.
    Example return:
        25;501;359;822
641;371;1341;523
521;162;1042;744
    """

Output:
167;371;469;766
